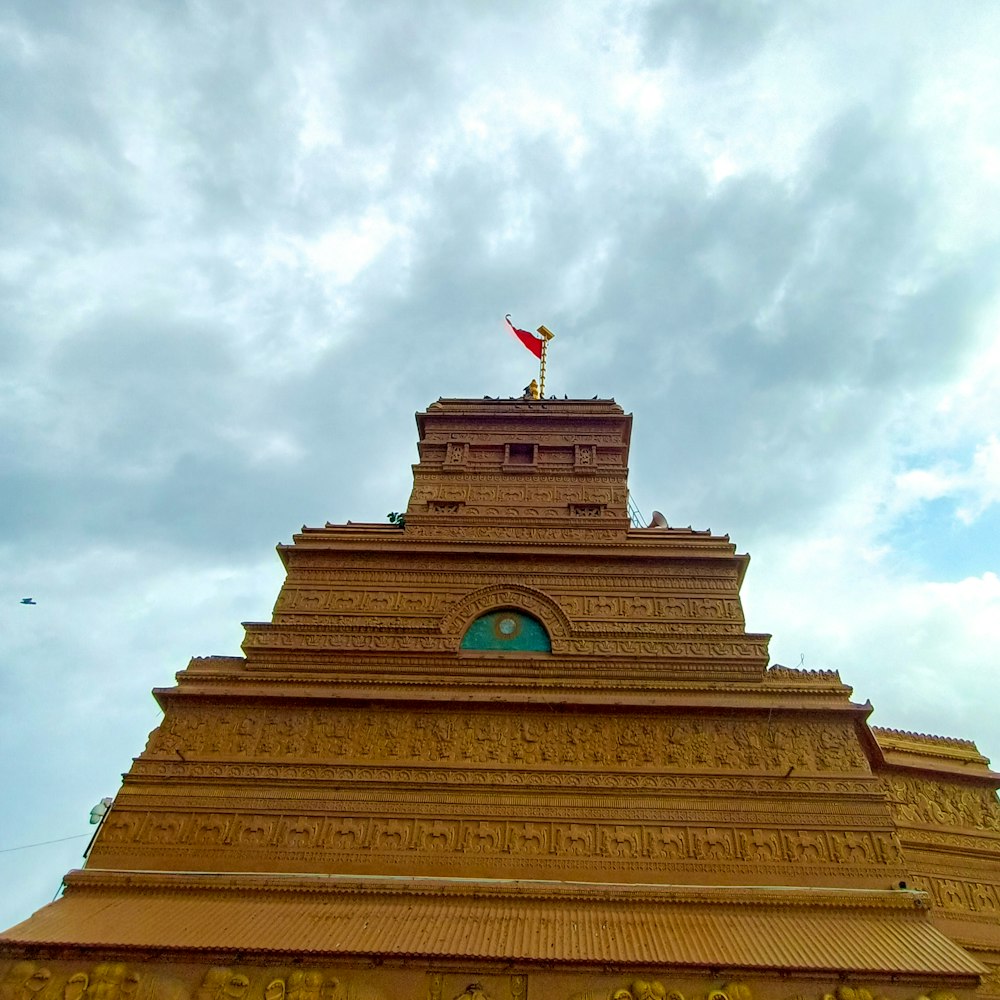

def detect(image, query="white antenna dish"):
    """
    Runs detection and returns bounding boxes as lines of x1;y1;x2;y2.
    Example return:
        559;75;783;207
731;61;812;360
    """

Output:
649;510;668;528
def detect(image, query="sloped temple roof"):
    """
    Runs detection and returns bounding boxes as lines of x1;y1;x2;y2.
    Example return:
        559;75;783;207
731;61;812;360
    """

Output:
2;873;983;976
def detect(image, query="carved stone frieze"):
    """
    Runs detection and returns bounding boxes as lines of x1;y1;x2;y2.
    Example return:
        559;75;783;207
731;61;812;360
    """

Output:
884;775;1000;832
574;979;966;1000
410;483;625;505
571;623;748;636
906;876;1000;914
269;616;748;635
269;615;443;630
3;964;971;1000
142;708;869;774
242;631;448;653
979;965;1000;997
113;788;889;829
574;979;756;1000
570;636;767;656
0;961;389;1000
901;828;1000;852
412;471;625;485
274;589;449;615
558;595;745;621
280;567;741;589
242;627;770;659
403;525;626;542
94;810;905;871
271;590;746;633
129;759;880;797
765;666;842;683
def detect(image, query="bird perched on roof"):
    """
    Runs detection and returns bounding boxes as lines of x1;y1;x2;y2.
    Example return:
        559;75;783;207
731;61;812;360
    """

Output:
20;597;36;605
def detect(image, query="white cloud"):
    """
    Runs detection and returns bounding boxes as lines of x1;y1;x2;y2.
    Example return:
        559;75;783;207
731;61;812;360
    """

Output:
958;434;1000;522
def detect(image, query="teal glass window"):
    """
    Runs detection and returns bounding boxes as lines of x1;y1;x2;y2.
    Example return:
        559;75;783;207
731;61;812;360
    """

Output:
459;609;551;652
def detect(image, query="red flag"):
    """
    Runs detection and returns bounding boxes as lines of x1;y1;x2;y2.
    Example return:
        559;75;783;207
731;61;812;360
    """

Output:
505;314;543;359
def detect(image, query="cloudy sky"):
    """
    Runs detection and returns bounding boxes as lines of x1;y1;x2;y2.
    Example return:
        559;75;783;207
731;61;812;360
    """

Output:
2;0;999;930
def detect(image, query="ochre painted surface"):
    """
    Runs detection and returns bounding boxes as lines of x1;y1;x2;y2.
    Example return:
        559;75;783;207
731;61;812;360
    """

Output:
3;398;1000;1000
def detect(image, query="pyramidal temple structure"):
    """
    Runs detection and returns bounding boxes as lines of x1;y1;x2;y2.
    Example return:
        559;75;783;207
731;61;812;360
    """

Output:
4;397;1000;1000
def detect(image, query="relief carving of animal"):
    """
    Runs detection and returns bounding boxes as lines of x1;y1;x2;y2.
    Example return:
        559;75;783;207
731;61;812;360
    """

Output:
464;823;501;852
557;823;594;856
328;818;367;849
603;825;640;858
696;827;733;860
741;829;779;862
646;827;686;859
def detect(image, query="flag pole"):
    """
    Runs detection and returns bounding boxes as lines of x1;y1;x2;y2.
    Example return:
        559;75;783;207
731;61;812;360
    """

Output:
537;325;554;397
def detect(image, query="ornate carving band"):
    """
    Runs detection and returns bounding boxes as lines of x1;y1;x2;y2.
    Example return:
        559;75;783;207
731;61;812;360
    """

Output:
130;759;878;797
410;483;625;505
0;961;388;1000
403;525;625;542
98;810;904;870
884;775;1000;832
1;964;970;1000
144;708;869;774
281;567;740;590
272;591;746;630
910;874;1000;914
242;630;768;659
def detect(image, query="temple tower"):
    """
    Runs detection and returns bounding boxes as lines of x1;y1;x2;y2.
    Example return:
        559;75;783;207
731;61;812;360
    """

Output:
3;398;1000;1000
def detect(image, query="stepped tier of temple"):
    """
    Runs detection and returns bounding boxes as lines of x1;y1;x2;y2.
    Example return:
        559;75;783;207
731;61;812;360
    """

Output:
3;398;1000;1000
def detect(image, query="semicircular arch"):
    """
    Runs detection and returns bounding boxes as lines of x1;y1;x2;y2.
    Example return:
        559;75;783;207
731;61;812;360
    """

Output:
441;584;570;653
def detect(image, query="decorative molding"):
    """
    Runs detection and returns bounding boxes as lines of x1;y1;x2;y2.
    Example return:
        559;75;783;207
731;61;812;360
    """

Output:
403;525;626;542
243;629;770;659
95;810;905;870
129;759;880;797
142;708;869;774
272;591;747;624
874;727;980;750
907;875;1000;914
901;827;1000;851
884;775;1000;832
0;963;974;1000
766;666;843;683
439;584;572;646
0;962;384;1000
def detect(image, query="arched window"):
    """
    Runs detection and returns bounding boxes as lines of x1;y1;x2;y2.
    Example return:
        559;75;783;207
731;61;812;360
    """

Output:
459;608;551;652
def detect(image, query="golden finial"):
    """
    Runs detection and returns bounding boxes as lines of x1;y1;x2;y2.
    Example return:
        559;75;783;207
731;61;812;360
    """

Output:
537;325;554;396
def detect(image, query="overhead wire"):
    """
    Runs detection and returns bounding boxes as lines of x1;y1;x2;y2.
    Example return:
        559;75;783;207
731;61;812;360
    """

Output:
0;833;89;854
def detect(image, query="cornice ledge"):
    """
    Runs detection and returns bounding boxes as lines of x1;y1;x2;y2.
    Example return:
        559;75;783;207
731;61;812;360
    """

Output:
64;870;930;910
872;726;977;750
766;665;844;684
875;726;984;752
161;675;818;699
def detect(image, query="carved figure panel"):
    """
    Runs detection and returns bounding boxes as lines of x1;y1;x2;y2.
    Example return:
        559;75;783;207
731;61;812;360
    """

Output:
96;811;902;874
143;708;870;775
0;961;187;1000
980;965;1000;996
908;875;1000;913
131;759;880;799
885;775;1000;832
276;566;740;593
